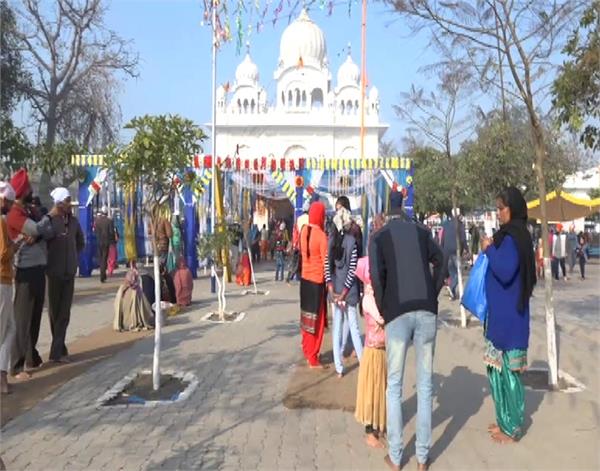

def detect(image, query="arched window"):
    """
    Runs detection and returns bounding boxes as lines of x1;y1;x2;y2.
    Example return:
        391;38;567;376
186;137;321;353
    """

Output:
281;91;285;106
295;88;301;107
301;90;307;107
243;99;249;114
251;99;256;113
288;90;293;107
346;100;352;114
355;100;359;114
311;88;324;109
340;101;345;114
237;99;242;113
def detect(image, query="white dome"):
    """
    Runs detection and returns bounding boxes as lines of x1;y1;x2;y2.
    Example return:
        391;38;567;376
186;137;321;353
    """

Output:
235;53;259;86
337;54;360;86
369;86;379;101
279;9;327;70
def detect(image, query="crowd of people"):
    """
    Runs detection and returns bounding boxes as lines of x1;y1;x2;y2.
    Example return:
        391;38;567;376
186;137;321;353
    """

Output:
0;169;84;394
0;166;594;468
543;223;590;281
297;186;538;470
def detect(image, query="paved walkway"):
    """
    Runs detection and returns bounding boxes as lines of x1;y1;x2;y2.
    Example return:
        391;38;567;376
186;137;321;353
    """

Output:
1;262;598;470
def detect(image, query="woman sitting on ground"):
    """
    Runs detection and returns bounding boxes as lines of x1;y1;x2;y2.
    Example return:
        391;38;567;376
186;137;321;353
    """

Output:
173;257;193;306
113;265;154;332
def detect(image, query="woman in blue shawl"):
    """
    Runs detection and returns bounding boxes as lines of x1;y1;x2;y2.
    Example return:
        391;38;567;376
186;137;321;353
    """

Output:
480;187;536;443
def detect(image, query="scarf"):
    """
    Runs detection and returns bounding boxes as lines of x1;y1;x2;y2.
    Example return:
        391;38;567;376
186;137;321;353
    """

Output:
493;188;536;312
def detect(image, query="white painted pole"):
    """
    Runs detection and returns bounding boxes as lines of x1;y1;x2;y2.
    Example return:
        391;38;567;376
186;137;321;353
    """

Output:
152;252;162;391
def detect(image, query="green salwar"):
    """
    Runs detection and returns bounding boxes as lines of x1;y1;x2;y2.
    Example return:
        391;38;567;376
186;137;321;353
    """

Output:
484;340;527;439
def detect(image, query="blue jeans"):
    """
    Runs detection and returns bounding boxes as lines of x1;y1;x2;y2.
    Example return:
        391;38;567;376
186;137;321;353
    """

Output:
275;252;285;281
386;310;437;466
447;254;458;297
332;303;363;374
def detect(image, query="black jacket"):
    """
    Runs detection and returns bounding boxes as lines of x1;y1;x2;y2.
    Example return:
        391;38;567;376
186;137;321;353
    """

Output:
46;214;84;279
369;215;444;324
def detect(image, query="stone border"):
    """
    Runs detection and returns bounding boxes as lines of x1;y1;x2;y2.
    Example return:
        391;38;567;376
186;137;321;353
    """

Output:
95;369;199;408
524;367;586;393
200;311;247;324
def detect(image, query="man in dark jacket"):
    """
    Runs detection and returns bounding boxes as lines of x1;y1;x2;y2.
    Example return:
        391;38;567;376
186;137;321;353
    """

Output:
441;214;467;300
46;188;84;363
94;206;115;283
369;191;444;471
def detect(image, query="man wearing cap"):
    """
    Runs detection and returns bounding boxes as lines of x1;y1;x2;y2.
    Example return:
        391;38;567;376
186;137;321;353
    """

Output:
7;169;55;377
369;190;444;471
0;182;17;393
94;206;115;283
46;188;84;363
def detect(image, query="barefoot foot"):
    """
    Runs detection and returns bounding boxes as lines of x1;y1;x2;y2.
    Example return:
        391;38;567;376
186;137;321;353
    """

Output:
488;423;500;434
491;430;517;444
384;454;401;471
14;371;31;380
365;433;385;449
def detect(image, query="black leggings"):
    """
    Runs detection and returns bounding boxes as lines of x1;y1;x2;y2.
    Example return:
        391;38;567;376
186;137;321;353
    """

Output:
579;256;586;279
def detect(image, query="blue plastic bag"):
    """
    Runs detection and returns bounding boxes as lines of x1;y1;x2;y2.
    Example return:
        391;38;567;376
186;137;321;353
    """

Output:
461;254;488;322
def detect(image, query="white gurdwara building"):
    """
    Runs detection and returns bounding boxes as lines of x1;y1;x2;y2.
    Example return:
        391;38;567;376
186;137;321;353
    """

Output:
215;9;388;160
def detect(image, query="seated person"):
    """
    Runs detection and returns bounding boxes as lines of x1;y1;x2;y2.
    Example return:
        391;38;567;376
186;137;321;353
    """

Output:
173;258;193;306
160;264;177;304
113;267;154;331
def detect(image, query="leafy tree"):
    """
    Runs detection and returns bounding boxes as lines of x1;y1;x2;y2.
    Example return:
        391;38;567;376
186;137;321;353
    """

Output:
405;145;453;217
553;1;600;150
0;120;31;178
105;114;206;391
460;108;582;206
0;0;29;114
1;0;32;176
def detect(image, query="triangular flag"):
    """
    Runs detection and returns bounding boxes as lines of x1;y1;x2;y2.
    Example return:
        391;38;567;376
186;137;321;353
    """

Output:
297;55;304;68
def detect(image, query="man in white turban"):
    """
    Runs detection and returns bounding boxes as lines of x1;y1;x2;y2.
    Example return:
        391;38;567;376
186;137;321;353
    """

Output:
45;187;84;363
0;182;16;392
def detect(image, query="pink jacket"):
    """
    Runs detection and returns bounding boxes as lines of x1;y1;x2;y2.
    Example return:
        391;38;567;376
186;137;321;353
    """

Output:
355;256;385;349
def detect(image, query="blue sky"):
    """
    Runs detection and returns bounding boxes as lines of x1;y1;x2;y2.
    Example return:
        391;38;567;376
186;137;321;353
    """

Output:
105;0;442;152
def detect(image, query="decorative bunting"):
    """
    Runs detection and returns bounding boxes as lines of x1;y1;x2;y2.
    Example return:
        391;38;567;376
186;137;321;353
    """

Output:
70;154;413;172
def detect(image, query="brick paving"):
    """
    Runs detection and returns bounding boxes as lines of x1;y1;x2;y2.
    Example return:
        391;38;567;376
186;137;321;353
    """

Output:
1;262;598;470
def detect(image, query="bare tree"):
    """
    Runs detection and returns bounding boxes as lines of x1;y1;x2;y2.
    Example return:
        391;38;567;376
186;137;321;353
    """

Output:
387;0;583;387
395;64;473;327
57;68;122;150
13;0;137;147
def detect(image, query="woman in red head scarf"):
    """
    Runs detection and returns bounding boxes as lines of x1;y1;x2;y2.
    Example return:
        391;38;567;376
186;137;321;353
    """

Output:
299;201;328;368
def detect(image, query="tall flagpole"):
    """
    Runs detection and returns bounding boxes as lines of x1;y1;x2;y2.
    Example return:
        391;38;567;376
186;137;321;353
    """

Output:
210;0;217;234
210;0;217;293
359;0;367;160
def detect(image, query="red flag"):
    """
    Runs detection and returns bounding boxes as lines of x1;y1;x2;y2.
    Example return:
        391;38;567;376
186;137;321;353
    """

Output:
270;159;276;171
261;156;267;169
280;158;285;170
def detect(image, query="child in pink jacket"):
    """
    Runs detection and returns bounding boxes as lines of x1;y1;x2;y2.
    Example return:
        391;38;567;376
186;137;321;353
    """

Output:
354;255;387;448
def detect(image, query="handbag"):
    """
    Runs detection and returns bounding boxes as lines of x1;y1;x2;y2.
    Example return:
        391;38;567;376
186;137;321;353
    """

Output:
461;253;488;322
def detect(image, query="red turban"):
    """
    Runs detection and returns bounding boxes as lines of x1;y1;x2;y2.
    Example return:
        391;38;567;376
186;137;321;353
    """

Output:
10;169;31;200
